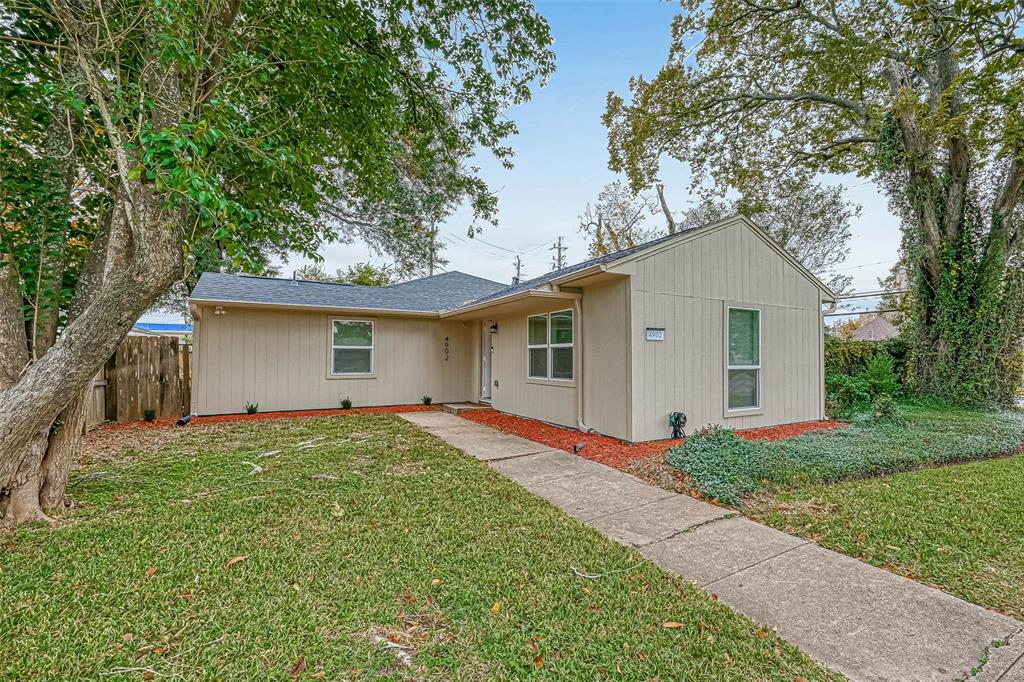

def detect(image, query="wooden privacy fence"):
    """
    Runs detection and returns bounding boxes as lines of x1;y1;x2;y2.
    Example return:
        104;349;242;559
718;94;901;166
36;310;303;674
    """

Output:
85;335;192;429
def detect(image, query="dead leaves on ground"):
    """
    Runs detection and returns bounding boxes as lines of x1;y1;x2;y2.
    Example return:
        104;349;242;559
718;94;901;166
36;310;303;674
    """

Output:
225;555;249;569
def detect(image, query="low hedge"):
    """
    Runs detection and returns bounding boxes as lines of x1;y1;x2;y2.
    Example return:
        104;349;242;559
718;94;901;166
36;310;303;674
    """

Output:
825;335;910;383
666;404;1024;505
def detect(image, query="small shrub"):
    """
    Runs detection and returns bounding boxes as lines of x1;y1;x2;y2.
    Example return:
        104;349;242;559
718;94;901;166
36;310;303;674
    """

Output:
244;401;259;415
825;371;869;419
341;397;352;410
422;395;432;405
871;392;901;421
862;353;900;402
143;408;156;422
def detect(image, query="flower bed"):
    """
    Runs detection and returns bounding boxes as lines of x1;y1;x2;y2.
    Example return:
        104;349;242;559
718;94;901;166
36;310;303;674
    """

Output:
737;420;845;441
194;404;438;425
460;408;676;469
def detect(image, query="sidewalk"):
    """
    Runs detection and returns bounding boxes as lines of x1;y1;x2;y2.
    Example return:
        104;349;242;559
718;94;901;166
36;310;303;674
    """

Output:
399;411;1024;682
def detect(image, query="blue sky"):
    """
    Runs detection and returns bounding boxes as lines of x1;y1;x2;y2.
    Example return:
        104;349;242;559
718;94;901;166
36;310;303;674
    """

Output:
147;1;900;325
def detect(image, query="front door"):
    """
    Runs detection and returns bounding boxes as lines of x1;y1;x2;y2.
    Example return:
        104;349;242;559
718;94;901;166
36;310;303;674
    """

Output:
481;321;493;400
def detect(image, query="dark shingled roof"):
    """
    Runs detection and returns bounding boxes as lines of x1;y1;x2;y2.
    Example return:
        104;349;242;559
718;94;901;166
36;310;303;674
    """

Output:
191;270;506;313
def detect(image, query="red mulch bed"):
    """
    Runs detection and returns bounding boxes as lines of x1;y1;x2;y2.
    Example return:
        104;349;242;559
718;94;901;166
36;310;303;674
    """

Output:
460;409;677;469
736;420;845;441
460;409;847;470
101;404;439;430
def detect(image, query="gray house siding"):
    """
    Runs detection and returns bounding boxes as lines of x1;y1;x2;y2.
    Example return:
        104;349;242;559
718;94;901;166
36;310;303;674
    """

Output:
614;220;825;441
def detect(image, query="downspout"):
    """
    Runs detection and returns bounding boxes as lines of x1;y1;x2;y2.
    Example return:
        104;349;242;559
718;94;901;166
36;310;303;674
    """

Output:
820;294;836;419
574;297;592;433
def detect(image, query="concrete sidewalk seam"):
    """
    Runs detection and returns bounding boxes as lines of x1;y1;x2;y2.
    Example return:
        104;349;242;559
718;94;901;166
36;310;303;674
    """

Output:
581;491;681;524
968;627;1024;682
635;512;741;549
484;448;559;463
699;539;811;589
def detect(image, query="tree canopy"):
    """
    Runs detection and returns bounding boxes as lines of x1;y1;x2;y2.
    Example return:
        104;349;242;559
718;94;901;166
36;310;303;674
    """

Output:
605;0;1024;403
0;0;554;524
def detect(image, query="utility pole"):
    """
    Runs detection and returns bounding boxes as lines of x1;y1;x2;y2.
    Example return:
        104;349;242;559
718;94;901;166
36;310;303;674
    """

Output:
550;236;566;271
427;222;438;276
512;255;523;284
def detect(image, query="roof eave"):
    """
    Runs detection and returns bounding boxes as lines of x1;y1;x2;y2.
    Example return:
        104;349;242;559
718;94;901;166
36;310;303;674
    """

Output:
188;298;441;318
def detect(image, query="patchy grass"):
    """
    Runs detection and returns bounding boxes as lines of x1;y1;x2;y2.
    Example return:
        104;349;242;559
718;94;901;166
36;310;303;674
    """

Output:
745;452;1024;620
0;415;838;681
667;404;1024;505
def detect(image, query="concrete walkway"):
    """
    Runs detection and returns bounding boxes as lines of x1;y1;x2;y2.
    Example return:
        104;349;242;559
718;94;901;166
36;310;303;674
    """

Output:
400;411;1024;682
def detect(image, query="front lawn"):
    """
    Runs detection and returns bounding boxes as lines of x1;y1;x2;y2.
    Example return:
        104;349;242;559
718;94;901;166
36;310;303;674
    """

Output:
1;415;838;680
745;452;1024;620
667;403;1024;505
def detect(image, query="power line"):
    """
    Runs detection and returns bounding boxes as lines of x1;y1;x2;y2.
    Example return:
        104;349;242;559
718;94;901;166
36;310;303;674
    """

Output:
836;289;909;301
550;236;567;270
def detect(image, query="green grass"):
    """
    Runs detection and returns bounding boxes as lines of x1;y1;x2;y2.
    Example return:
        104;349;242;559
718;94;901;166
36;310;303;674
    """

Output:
0;415;839;680
745;452;1024;620
667;404;1024;505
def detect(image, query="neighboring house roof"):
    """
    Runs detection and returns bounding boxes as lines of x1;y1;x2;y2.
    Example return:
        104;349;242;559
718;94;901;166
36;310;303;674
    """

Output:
190;270;506;313
850;316;899;341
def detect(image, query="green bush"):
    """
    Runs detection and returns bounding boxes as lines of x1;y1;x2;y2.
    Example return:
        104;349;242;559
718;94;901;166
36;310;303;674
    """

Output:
667;405;1024;505
142;408;156;422
825;336;909;384
341;396;352;410
825;350;902;420
244;401;259;415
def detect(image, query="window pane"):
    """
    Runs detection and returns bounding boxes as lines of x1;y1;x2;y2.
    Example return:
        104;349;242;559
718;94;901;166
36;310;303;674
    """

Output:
728;308;759;366
551;347;573;379
333;320;372;347
728;369;759;409
549;310;573;345
333;348;372;374
528;347;548;378
528;315;547;345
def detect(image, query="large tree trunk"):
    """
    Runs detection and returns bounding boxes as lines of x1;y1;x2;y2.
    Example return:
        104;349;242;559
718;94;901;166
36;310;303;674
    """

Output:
0;188;184;523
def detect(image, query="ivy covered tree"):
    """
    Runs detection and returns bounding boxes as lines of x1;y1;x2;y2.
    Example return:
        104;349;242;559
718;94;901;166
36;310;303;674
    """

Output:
0;0;554;525
605;0;1024;404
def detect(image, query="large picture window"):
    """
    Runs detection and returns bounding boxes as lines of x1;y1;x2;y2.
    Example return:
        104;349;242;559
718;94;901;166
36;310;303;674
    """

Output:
331;319;373;375
727;307;760;410
527;309;574;381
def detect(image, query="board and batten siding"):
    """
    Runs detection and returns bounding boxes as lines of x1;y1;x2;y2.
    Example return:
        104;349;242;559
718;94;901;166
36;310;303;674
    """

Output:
616;221;825;442
580;279;631;440
488;301;578;429
192;305;476;415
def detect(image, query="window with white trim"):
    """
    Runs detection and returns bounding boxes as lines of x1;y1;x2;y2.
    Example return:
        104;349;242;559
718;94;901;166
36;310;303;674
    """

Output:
527;309;573;380
727;307;760;410
331;319;373;375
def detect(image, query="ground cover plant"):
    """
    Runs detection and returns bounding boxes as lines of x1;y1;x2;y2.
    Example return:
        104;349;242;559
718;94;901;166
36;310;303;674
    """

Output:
667;404;1024;505
745;453;1024;620
0;415;839;681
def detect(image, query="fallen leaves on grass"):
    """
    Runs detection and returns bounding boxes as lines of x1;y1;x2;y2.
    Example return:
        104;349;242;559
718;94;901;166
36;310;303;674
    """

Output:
145;566;157;578
489;601;502;614
662;621;683;629
225;555;249;569
289;656;307;679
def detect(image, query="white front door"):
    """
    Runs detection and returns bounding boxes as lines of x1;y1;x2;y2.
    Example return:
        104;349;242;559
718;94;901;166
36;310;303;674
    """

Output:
481;321;493;400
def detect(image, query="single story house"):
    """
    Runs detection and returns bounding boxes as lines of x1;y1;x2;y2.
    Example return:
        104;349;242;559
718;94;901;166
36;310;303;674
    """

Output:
189;215;837;442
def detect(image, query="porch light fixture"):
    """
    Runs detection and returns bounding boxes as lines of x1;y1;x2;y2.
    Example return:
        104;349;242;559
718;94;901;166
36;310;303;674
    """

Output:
214;306;225;315
489;322;498;333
